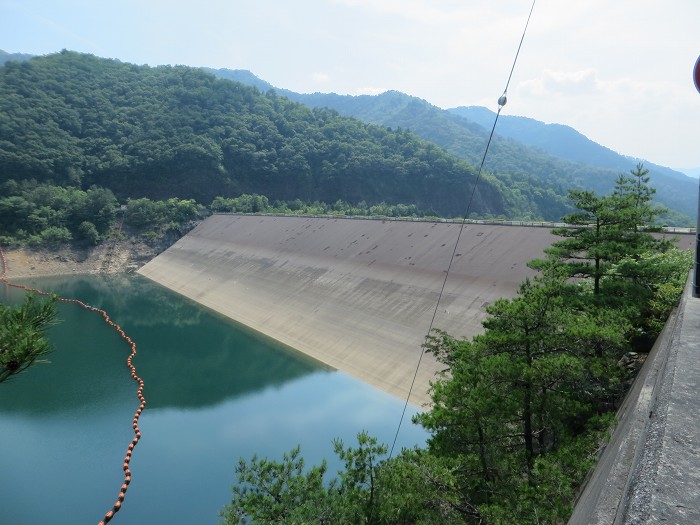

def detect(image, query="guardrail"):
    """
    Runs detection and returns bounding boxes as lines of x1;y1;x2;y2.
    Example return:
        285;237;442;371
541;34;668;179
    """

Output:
212;212;696;234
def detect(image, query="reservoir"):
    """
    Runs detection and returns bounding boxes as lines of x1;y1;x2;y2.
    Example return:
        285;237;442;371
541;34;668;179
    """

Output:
0;274;428;525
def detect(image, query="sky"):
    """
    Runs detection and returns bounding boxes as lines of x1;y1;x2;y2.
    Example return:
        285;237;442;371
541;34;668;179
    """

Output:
2;0;699;171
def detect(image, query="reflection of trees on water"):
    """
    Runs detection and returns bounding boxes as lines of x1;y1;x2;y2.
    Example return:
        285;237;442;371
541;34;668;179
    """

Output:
139;325;322;410
15;274;204;328
0;275;320;413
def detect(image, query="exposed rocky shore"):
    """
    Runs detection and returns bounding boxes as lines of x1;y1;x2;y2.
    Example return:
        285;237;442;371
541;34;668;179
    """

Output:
2;236;174;280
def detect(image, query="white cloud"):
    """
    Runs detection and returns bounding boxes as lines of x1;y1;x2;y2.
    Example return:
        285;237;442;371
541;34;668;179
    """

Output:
512;64;700;167
518;68;694;116
311;72;332;84
519;68;600;97
354;86;389;96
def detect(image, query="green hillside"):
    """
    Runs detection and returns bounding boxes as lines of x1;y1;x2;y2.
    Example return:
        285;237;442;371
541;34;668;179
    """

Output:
299;91;694;224
1;51;516;219
449;105;698;214
2;52;692;225
219;72;692;225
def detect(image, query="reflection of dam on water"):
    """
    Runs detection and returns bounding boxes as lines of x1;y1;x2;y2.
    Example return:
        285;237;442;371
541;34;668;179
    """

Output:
0;275;428;524
0;276;318;413
141;214;696;407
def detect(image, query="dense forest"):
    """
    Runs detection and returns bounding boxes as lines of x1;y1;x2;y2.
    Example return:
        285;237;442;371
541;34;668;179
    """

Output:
2;51;694;251
220;167;693;525
0;294;57;383
1;51;515;220
218;72;694;225
0;178;202;246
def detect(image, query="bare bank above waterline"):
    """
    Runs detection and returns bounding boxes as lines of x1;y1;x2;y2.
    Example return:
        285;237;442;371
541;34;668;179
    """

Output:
1;242;151;280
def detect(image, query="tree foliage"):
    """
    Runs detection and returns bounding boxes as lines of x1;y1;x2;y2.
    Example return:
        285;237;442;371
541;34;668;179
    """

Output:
221;433;480;525
415;276;626;522
210;193;425;218
221;169;692;524
124;196;202;237
0;51;510;218
0;179;117;246
0;293;57;383
530;164;671;297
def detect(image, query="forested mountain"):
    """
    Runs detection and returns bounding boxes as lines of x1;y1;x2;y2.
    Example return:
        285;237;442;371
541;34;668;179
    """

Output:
449;105;695;184
448;106;699;221
0;52;693;224
0;51;513;218
0;50;33;66
213;69;694;224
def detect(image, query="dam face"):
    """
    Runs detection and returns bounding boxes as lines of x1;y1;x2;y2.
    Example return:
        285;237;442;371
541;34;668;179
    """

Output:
138;214;563;406
137;215;694;406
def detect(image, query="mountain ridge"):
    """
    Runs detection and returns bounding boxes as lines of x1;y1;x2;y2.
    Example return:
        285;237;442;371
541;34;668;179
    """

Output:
209;68;695;224
448;105;692;183
5;52;693;188
1;52;695;224
0;51;513;218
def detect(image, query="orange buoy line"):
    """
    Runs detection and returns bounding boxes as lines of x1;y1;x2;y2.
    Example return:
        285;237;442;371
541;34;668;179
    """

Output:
0;246;145;524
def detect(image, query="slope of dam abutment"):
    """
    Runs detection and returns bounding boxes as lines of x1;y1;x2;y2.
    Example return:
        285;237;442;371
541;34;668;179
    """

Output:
138;214;694;408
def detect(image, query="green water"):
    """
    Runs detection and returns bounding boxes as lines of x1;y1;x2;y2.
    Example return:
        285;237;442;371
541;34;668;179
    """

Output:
0;275;428;525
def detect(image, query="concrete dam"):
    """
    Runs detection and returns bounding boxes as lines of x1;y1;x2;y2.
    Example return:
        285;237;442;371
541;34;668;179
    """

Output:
138;215;693;407
138;213;698;522
138;214;571;406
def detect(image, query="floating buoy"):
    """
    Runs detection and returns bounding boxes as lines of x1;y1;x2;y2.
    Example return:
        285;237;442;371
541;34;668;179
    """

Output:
1;245;147;524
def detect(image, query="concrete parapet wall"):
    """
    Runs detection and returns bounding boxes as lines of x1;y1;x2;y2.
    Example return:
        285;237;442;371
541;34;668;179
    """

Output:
569;275;700;524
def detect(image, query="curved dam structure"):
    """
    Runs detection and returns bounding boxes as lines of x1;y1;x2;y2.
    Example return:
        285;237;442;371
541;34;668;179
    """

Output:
138;214;562;406
138;215;693;407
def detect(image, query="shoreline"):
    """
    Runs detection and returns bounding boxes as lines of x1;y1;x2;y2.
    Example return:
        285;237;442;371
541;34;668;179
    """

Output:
1;238;401;405
1;239;161;281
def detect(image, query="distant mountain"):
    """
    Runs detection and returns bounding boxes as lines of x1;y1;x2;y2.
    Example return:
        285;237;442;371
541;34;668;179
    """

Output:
0;50;34;66
209;69;695;224
676;167;700;179
448;106;693;184
201;67;274;93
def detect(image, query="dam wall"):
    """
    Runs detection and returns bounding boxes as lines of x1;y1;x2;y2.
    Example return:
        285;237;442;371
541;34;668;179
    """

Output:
138;214;561;406
138;215;693;407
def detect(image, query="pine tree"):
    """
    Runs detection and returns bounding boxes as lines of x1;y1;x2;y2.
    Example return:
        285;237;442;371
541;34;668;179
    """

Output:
529;163;669;297
0;294;57;383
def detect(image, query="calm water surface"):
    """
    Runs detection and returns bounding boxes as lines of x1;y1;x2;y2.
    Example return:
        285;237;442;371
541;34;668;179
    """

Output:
0;274;428;525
